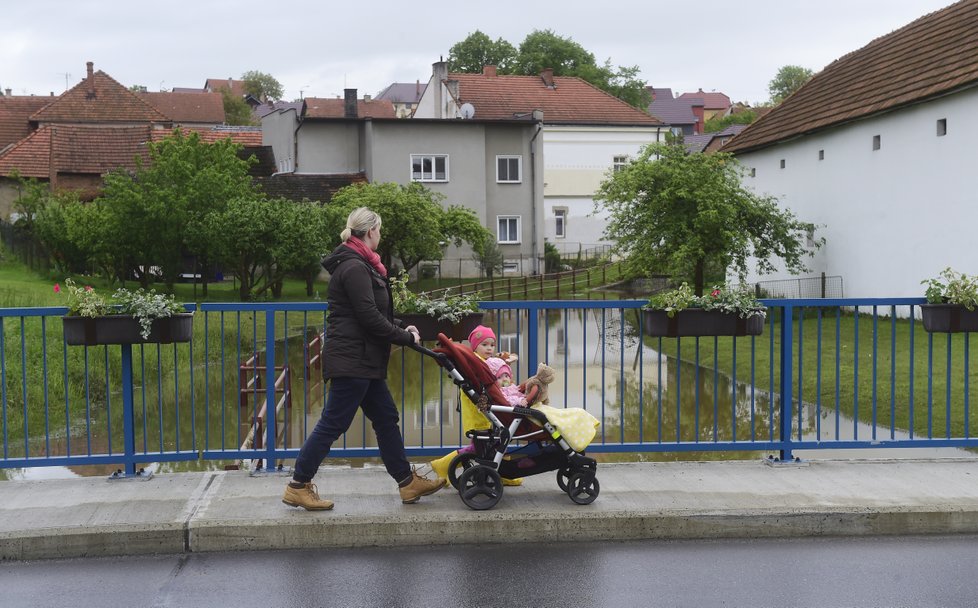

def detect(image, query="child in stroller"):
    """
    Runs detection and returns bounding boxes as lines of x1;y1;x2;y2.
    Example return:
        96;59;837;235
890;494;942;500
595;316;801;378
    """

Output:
412;334;601;510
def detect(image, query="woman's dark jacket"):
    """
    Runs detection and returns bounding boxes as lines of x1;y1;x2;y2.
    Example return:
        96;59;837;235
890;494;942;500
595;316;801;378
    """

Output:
321;244;414;380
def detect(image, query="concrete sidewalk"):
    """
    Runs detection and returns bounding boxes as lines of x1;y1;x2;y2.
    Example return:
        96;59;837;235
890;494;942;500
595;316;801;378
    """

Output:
4;459;978;561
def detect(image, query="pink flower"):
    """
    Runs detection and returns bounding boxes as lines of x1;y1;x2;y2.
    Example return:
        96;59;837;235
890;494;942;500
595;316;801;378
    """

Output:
85;286;93;292
53;283;61;293
711;289;721;297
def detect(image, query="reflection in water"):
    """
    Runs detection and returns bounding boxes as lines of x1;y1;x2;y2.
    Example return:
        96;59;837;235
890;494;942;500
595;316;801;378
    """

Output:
6;305;973;479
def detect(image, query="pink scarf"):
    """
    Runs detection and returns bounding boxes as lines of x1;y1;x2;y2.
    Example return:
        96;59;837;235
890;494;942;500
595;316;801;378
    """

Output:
344;236;387;277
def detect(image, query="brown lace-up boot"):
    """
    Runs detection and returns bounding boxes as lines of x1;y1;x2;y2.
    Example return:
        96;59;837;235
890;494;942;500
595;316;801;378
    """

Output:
282;482;334;511
398;468;446;504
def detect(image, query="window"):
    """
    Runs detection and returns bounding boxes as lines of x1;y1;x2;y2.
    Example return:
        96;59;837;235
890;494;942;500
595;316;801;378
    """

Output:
554;208;567;238
780;159;786;169
872;135;881;151
497;215;521;244
496;155;522;183
613;155;629;172
818;150;825;161
410;154;448;182
750;168;756;177
937;118;947;136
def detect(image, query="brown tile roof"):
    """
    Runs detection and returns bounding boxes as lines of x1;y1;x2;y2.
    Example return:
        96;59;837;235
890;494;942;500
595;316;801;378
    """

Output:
260;173;367;203
139;92;225;124
724;0;978;154
448;73;661;125
0;125;152;178
0;96;53;150
205;78;247;97
31;69;169;124
303;97;397;119
677;90;731;110
149;126;263;147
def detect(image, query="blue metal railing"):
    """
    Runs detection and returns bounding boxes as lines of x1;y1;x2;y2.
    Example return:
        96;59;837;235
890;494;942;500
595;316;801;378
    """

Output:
3;297;977;474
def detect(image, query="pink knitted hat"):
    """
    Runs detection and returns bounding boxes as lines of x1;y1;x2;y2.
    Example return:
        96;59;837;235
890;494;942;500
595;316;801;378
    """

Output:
467;325;495;348
485;357;512;379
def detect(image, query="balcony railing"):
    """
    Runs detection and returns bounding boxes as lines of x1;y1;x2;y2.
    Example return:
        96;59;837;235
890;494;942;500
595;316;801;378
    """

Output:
2;298;976;476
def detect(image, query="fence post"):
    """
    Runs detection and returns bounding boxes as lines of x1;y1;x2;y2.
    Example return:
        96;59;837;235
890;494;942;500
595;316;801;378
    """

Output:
526;303;539;371
779;305;795;461
523;276;528;299
508;277;512;300
821;272;827;298
121;344;137;476
264;309;277;470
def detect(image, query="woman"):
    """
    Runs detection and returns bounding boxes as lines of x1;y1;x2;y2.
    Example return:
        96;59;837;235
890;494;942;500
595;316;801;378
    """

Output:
283;207;445;510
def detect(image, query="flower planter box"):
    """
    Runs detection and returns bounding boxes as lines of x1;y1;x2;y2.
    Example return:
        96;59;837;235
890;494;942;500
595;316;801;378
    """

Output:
642;308;764;338
397;312;484;342
920;304;978;333
63;313;194;346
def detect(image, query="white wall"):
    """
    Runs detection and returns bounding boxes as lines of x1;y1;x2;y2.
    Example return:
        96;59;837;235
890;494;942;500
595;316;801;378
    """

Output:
543;125;664;250
736;88;978;298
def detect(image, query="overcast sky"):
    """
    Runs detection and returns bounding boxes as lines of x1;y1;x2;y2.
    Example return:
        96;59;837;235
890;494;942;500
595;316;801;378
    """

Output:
1;0;957;105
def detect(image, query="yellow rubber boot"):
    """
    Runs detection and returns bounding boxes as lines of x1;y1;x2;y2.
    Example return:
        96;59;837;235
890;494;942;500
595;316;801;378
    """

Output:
430;450;458;481
502;477;523;486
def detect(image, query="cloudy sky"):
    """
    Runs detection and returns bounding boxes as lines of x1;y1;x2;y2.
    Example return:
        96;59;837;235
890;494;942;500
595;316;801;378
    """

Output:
2;0;957;105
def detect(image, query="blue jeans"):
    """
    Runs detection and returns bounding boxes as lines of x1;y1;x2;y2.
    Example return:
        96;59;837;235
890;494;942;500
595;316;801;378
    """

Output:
292;377;411;484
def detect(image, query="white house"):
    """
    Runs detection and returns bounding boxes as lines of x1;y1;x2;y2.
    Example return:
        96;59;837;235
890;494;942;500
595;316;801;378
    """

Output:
723;0;978;298
414;63;668;259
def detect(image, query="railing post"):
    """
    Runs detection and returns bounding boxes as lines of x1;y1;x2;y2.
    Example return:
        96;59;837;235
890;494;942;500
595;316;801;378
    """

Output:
121;343;137;476
779;305;795;461
264;309;277;470
526;303;539;372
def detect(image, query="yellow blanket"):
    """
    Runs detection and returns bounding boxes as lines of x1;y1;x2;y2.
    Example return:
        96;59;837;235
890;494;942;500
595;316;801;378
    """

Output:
531;404;600;452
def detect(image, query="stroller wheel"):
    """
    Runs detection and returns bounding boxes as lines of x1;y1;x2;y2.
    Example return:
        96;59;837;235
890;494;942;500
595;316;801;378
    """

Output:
556;466;572;492
567;473;600;505
448;453;477;490
458;465;503;510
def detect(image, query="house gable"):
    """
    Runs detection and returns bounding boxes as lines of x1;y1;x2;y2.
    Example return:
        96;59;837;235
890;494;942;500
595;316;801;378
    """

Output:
724;0;978;154
30;62;168;124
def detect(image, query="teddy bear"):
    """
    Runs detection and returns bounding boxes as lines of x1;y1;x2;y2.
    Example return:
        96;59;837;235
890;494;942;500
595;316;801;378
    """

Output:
519;362;555;406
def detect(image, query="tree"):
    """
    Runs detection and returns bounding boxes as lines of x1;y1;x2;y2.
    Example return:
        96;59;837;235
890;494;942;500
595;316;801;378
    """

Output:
472;233;505;279
595;141;822;295
324;182;492;274
703;109;759;134
768;65;814;104
97;130;257;288
447;31;517;73
445;29;649;109
241;70;283;102
221;88;254;126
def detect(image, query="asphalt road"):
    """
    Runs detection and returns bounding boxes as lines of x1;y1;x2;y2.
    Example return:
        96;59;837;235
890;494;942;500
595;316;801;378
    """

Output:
4;535;978;607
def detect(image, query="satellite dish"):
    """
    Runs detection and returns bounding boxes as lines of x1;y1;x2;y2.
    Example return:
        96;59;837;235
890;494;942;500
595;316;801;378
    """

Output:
460;103;476;119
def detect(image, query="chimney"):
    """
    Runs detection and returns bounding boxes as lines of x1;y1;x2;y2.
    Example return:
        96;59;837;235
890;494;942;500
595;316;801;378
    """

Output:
86;61;96;99
4;89;11;97
540;68;554;88
432;61;447;118
344;88;358;118
483;65;497;77
363;94;371;102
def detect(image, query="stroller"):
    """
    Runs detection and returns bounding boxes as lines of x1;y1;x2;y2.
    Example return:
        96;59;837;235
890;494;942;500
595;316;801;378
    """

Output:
412;334;600;510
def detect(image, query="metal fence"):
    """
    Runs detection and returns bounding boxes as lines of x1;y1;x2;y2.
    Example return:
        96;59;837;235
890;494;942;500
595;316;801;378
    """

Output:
2;297;977;476
756;273;844;299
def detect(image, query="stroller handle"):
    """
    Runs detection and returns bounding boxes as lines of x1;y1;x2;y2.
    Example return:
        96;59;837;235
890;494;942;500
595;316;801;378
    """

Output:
408;342;451;367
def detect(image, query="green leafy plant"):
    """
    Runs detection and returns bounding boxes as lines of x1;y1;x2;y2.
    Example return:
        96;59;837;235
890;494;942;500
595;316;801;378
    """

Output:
56;278;186;339
922;268;978;310
390;271;479;323
646;282;766;319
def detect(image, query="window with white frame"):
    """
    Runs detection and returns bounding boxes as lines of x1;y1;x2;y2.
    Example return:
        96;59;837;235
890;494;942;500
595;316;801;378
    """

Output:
613;155;629;172
497;215;521;244
496;155;522;183
554;208;567;238
410;154;448;182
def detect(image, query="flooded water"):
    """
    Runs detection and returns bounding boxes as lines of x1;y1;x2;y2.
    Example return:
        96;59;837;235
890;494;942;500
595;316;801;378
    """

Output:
4;306;973;480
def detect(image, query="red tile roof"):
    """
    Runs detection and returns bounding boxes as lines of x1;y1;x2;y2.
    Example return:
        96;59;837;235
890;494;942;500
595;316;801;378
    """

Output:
150;126;263;147
303;97;397;119
31;70;168;124
205;78;247;97
724;0;978;154
0;125;152;178
139;92;225;124
447;73;660;125
678;90;731;110
0;96;53;150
